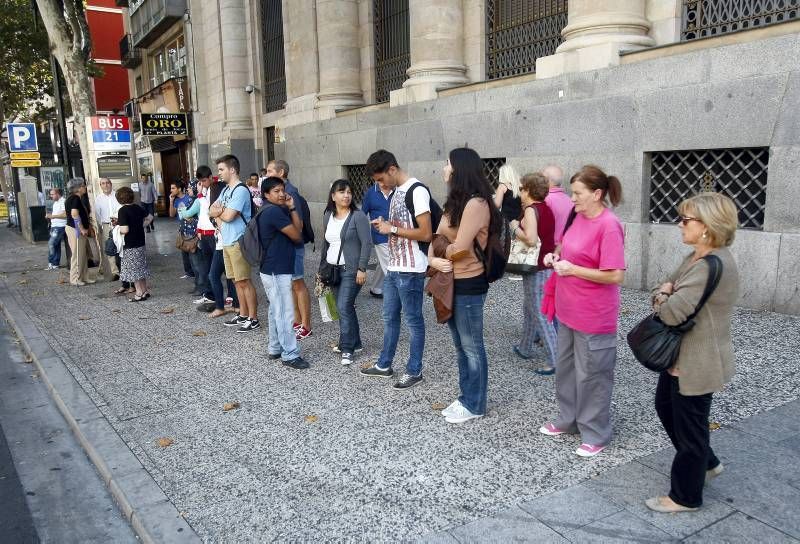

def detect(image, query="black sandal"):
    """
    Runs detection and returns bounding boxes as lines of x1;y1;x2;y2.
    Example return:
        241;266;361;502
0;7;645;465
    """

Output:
129;294;147;302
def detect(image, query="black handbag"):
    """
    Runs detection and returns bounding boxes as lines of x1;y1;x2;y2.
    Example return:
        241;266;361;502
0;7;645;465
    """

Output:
626;254;722;372
104;232;118;257
318;212;353;287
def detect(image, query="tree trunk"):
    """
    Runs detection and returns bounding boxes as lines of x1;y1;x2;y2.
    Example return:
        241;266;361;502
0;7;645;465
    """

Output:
0;94;9;199
34;0;96;198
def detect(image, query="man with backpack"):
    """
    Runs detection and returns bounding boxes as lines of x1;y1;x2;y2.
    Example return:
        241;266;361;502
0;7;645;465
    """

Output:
266;160;314;340
360;150;437;390
254;176;309;369
209;154;259;333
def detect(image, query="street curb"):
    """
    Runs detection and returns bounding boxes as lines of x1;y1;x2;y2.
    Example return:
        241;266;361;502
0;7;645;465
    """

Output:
0;281;200;544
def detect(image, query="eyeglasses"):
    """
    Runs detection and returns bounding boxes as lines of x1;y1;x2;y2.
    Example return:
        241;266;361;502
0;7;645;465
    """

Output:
679;216;702;226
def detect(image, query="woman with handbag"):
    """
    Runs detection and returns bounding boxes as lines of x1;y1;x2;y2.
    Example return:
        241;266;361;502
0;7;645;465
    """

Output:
428;147;496;424
644;192;740;513
319;179;372;366
538;165;625;457
115;186;151;302
510;173;557;374
493;164;522;224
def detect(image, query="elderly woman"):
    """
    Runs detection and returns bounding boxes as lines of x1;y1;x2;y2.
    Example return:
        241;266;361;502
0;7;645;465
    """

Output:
64;178;94;286
645;192;740;513
116;186;151;301
539;165;626;458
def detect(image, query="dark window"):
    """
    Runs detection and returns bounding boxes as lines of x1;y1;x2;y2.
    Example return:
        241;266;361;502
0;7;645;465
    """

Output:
682;0;800;41
648;148;768;230
261;0;287;113
483;157;507;188
346;164;372;205
374;0;410;103
265;126;276;163
486;0;568;80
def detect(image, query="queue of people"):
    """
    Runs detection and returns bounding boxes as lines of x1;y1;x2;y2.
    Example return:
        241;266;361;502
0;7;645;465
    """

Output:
46;147;740;516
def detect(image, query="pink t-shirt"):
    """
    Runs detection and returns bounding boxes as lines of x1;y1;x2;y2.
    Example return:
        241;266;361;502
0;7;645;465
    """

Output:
545;187;574;244
555;208;626;334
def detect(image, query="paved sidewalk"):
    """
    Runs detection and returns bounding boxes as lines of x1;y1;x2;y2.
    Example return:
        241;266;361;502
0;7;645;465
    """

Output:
0;220;799;541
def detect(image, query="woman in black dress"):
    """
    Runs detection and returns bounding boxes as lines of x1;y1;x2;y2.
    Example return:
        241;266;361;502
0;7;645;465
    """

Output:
115;187;151;301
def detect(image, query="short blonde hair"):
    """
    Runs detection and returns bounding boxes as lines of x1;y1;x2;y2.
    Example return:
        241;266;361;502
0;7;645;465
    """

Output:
678;192;738;247
497;164;520;197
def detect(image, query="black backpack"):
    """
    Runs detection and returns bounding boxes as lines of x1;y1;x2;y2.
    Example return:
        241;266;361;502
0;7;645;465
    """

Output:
404;181;443;254
474;202;511;283
295;192;315;244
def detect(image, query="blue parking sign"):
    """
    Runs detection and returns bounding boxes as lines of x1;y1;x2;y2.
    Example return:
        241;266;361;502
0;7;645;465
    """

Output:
7;123;38;152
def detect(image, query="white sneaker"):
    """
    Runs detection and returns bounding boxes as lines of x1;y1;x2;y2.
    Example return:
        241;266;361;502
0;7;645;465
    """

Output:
340;352;353;366
441;400;464;418
445;404;483;424
47;263;58;270
193;295;214;304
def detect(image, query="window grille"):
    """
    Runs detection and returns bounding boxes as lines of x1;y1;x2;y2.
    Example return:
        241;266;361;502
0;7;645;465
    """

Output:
346;164;372;205
483;157;507;188
486;0;568;80
682;0;799;41
648;148;768;230
261;0;287;113
265;126;276;163
374;0;410;103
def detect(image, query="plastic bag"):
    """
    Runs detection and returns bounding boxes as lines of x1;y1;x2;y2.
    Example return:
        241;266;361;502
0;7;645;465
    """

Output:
318;289;339;322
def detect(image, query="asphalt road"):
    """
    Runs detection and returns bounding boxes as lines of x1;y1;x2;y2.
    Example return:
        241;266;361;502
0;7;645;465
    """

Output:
0;317;137;543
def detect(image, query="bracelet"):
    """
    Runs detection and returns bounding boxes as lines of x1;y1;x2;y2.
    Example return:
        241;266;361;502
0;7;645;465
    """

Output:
658;291;671;297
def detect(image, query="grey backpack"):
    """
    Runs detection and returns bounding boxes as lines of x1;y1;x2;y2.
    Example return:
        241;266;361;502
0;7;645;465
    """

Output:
240;205;271;267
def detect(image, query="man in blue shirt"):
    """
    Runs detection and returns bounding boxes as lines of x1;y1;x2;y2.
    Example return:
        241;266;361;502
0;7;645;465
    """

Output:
266;159;313;340
256;177;309;369
360;179;393;298
169;180;201;289
209;155;259;333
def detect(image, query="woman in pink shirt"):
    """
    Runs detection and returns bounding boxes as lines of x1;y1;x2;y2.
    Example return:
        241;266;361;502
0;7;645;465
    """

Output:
539;165;626;458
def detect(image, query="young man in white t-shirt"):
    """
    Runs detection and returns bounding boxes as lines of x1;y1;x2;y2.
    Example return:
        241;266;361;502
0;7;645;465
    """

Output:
45;187;68;269
360;150;432;389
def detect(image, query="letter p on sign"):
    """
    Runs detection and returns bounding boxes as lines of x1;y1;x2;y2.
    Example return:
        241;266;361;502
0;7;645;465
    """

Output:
8;123;38;152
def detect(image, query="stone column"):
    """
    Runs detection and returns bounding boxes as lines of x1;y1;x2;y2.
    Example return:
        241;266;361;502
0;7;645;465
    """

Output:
394;0;469;105
316;0;364;111
537;0;655;79
219;0;252;130
282;0;320;115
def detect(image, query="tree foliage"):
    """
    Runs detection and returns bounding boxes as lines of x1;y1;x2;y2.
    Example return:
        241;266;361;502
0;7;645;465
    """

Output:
0;0;53;120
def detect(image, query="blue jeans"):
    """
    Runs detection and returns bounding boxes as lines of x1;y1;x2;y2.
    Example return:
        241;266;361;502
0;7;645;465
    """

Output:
334;269;363;352
209;249;238;310
259;272;300;360
293;245;305;280
48;226;66;266
140;202;155;224
190;235;213;297
447;293;489;415
377;271;425;376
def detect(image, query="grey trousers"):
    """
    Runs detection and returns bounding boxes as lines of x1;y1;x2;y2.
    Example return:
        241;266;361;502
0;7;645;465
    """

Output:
553;324;617;446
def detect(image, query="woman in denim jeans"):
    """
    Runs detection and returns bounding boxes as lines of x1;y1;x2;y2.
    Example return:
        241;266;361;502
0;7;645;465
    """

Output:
428;148;497;424
319;179;372;365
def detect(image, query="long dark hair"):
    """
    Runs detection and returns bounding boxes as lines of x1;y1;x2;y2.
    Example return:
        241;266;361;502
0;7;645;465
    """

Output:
443;148;495;229
325;179;357;214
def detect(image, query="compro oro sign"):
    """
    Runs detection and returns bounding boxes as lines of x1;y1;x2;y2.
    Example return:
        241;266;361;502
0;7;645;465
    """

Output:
141;113;188;136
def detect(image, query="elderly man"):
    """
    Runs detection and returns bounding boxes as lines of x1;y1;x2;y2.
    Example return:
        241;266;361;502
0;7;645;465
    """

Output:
94;178;121;281
542;165;574;244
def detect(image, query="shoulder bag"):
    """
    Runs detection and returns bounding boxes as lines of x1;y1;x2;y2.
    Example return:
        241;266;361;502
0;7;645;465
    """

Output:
506;204;540;275
626;254;722;372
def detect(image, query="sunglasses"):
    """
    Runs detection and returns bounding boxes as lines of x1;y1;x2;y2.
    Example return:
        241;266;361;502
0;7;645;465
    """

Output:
678;216;702;226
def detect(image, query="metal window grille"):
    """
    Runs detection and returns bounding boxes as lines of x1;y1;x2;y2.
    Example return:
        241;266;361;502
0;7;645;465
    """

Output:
682;0;800;41
486;0;568;80
374;0;410;103
265;126;276;162
261;0;287;113
483;157;507;188
649;148;768;230
346;164;372;205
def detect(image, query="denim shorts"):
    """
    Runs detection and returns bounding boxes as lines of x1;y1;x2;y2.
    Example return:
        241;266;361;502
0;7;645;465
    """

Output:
293;245;305;281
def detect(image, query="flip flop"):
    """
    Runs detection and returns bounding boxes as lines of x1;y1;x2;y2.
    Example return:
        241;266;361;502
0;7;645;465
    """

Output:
114;287;127;295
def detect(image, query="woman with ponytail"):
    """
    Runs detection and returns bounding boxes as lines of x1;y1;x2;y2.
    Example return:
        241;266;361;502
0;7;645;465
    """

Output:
538;165;626;457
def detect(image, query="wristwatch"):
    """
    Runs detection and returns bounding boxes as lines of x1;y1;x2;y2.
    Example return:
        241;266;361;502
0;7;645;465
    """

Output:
288;207;296;212
357;267;366;273
390;225;398;235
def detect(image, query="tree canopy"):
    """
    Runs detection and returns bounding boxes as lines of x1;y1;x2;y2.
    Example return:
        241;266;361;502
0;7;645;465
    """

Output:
0;0;53;121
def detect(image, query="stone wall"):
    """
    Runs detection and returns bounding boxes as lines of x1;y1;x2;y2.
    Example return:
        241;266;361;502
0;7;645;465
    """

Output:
276;31;800;315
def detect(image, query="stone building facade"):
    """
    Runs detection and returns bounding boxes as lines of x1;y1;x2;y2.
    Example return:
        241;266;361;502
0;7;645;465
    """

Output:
120;0;800;314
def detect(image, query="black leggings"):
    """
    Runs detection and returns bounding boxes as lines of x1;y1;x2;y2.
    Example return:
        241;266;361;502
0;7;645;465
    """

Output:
655;372;721;508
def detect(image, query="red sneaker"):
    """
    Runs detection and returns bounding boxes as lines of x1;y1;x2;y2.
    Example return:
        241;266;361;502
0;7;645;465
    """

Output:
295;326;313;340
